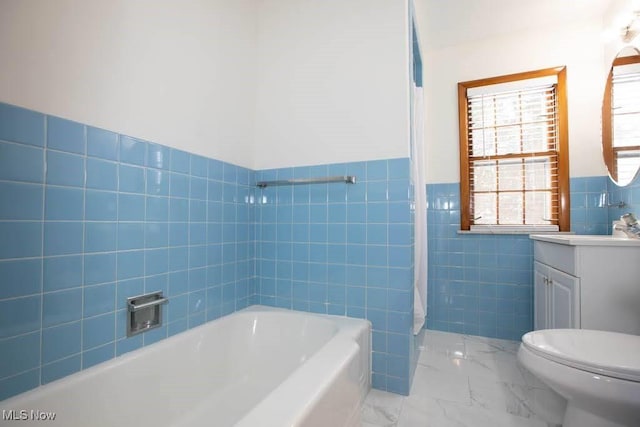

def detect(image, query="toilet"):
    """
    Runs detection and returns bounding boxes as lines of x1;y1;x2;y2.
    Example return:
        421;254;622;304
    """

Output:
517;329;640;427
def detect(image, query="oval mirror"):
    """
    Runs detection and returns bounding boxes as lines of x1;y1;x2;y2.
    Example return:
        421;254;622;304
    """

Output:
602;46;640;186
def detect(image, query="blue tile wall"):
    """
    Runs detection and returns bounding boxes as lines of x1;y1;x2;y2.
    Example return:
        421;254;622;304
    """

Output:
607;173;640;228
570;176;609;235
425;176;626;341
426;183;533;340
254;158;415;395
0;102;255;400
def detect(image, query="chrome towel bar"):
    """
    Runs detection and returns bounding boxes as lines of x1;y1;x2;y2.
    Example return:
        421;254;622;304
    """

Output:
256;175;356;188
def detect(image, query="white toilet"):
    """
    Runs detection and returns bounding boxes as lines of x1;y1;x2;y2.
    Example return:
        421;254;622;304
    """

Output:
518;329;640;427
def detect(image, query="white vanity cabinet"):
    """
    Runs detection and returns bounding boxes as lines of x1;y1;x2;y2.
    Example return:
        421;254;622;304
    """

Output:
531;235;640;335
533;261;580;330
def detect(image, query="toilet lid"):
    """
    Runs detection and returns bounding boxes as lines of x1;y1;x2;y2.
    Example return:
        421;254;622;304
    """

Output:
522;329;640;382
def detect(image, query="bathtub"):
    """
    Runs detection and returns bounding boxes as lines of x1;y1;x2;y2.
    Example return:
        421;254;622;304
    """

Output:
0;306;371;427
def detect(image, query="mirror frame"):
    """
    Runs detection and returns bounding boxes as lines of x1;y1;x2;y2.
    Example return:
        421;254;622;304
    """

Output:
602;46;640;186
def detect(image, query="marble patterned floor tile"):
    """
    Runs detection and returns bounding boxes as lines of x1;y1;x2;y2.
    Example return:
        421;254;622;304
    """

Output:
406;365;471;405
468;376;565;425
362;389;406;426
419;330;466;354
363;330;566;427
398;397;550;427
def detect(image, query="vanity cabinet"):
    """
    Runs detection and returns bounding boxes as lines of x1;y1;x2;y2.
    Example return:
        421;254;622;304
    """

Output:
531;235;640;335
533;261;579;330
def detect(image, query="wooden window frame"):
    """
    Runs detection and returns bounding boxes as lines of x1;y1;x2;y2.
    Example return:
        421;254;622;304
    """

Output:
458;66;570;231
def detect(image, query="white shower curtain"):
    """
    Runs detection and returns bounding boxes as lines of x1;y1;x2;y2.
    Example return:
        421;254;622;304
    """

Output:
412;86;427;334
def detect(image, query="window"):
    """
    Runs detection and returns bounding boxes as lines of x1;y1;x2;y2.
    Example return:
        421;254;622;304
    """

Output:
458;67;569;231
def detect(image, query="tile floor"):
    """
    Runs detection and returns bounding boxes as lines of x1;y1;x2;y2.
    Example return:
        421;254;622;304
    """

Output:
362;330;567;427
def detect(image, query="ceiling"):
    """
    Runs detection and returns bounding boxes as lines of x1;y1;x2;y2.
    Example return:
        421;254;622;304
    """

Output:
418;0;614;50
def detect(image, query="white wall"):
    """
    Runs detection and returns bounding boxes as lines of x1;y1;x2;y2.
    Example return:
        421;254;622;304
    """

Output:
414;1;612;183
252;0;411;170
0;0;257;169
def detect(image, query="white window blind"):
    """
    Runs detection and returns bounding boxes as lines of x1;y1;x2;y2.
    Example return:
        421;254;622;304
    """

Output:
466;83;559;228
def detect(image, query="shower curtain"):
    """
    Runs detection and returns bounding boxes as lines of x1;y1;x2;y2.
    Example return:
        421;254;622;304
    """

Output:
412;85;427;334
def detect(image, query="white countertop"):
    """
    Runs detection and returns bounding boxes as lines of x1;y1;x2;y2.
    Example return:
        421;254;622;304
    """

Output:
530;234;640;246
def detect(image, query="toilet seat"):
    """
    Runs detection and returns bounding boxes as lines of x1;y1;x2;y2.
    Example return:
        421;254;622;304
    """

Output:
522;329;640;382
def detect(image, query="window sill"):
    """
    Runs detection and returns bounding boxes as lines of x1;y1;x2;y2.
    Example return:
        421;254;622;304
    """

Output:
458;227;573;236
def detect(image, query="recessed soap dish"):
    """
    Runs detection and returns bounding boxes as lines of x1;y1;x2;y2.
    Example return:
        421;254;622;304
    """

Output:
126;291;169;337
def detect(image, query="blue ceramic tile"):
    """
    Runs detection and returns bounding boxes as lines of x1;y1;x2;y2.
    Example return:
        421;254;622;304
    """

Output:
46;150;84;187
0;222;41;259
146;169;169;196
42;354;81;385
83;313;115;350
367;181;387;202
367;160;387;181
86;158;118;191
170;173;189;198
118;193;145;221
42;255;82;292
169;247;188;272
223;162;237;183
85;222;117;253
169;198;189;221
147;143;170;170
208;158;224;181
85;190;117;221
145;222;169;248
87;126;118;160
119;136;146;166
189;267;206;291
115;332;142;356
83;283;115;318
47;116;85;154
118;222;144;250
168;222;188;247
190;177;207;200
42;322;82;365
45;186;83;220
389;246;411;268
0;182;43;220
170;149;190;174
145;273;168;295
146;196;169;221
145;248;168;275
117;250;144;280
84;253;116;285
0;368;40;401
389;202;410;223
191;155;208;177
0;103;44;147
0;332;40;378
0;259;41;299
191;200;207;223
43;288;83;327
44;221;83;256
0;141;44;183
82;343;114;369
119;164;146;194
0;295;41;339
388;158;410;180
189;223;206;245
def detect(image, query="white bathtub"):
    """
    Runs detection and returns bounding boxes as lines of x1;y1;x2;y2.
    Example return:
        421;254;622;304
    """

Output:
0;306;371;427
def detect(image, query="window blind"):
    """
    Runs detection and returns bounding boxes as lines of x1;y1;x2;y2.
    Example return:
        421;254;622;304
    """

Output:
466;84;558;226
